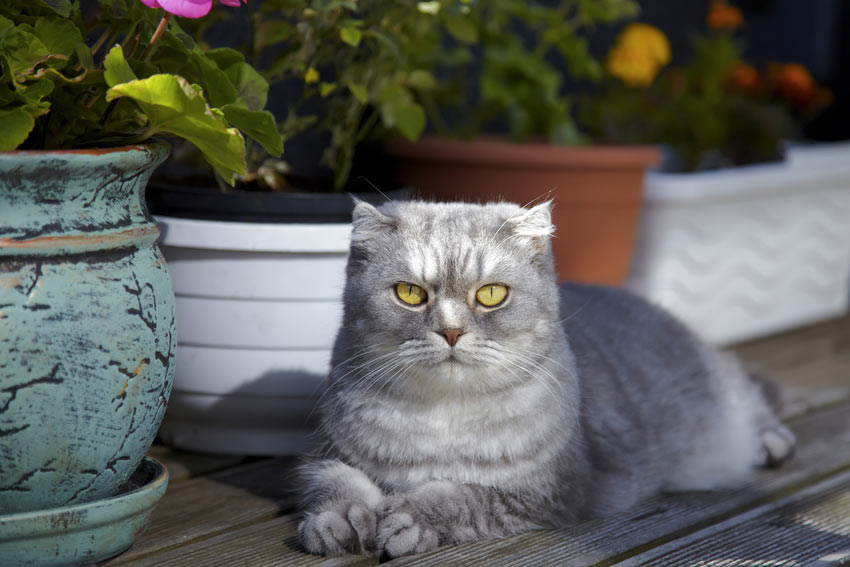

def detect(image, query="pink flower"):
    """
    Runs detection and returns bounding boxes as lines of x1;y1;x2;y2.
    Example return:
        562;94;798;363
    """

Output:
139;0;245;19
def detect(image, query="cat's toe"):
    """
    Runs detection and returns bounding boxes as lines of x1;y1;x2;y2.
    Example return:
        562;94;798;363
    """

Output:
299;503;376;556
759;424;796;468
376;501;439;559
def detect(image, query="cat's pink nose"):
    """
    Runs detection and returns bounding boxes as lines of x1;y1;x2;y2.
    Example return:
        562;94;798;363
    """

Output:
440;329;464;347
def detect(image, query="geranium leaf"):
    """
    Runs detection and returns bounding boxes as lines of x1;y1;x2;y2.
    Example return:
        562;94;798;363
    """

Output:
191;51;238;108
221;104;282;156
34;17;81;59
204;47;245;70
0;108;35;150
74;43;94;70
106;74;246;184
0;16;49;77
103;45;138;87
225;62;268;111
30;0;72;18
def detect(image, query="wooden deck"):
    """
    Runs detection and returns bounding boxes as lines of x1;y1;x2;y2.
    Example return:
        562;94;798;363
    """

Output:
104;314;850;566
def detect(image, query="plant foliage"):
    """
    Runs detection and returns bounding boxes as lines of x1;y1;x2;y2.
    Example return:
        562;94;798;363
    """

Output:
0;0;282;184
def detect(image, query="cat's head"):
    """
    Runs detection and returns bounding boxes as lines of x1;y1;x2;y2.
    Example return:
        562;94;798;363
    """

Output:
337;199;563;396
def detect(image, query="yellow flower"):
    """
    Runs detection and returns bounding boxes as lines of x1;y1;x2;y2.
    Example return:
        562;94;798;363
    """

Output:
304;67;320;84
605;23;671;87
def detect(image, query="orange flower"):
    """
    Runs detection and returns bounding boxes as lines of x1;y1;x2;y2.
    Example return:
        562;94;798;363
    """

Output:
769;63;815;108
727;61;760;95
605;23;671;87
707;0;743;31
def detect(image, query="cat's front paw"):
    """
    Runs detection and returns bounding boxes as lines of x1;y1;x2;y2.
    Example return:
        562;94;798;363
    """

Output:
376;497;439;559
298;501;377;556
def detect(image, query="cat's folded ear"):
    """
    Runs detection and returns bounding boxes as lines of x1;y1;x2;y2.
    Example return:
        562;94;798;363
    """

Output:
506;201;555;252
350;198;398;246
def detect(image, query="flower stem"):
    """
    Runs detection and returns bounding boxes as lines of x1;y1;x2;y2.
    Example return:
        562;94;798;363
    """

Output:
140;12;172;62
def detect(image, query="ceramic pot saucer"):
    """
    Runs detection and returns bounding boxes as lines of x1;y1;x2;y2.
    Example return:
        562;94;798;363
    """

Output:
0;457;168;567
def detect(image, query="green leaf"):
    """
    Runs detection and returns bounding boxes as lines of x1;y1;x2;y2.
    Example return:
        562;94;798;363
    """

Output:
33;17;81;59
377;84;424;140
221;104;283;156
74;43;94;70
340;26;362;47
0;108;36;150
347;82;368;104
18;77;53;102
225;62;268;111
35;0;72;18
0;16;49;77
256;20;293;46
106;74;246;184
103;45;138;88
393;102;425;141
319;82;336;97
443;14;478;43
204;47;245;70
191;51;239;108
407;70;436;89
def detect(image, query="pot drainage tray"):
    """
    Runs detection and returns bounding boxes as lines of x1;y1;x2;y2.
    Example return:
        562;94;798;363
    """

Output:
0;457;168;567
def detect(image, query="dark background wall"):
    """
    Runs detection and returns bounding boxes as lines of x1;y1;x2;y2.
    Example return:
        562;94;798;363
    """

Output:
625;0;849;141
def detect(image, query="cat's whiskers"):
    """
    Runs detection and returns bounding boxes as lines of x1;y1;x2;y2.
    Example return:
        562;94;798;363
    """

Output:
310;349;401;417
351;355;408;393
493;350;563;403
485;343;571;402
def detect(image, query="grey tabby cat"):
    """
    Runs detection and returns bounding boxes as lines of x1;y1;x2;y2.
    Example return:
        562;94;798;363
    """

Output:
297;200;795;559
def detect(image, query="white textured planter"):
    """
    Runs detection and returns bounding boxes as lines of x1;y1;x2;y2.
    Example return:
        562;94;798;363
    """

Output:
627;142;850;345
154;216;351;455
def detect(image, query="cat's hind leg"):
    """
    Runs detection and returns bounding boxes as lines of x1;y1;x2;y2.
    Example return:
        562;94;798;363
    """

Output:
297;460;385;556
758;422;796;467
748;370;796;468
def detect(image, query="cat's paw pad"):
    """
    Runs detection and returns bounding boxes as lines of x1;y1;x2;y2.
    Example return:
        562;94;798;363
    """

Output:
759;424;796;468
376;499;438;559
298;502;376;556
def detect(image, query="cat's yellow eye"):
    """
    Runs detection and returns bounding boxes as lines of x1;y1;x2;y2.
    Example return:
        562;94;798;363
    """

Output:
476;284;508;307
396;283;427;306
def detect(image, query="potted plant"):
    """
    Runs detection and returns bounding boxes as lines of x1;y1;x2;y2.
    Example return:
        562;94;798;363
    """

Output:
0;0;279;562
382;0;661;285
580;1;849;345
149;0;447;455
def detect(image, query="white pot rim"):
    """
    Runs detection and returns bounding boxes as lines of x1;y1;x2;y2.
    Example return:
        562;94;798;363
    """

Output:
645;142;850;205
154;215;352;253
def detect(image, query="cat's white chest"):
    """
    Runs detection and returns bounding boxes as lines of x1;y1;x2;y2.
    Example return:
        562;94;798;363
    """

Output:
337;380;565;491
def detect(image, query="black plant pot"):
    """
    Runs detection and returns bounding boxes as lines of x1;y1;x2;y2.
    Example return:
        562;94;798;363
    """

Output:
145;183;411;223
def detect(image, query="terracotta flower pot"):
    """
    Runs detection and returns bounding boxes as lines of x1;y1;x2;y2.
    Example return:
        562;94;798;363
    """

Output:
386;136;660;285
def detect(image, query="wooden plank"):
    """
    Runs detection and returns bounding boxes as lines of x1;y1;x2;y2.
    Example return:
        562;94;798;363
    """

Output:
114;401;850;567
146;442;252;484
383;401;850;567
613;469;850;566
730;314;850;381
109;516;376;567
105;456;301;564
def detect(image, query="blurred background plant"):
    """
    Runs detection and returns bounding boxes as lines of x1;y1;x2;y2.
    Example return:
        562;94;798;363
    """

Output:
579;0;832;172
174;0;638;191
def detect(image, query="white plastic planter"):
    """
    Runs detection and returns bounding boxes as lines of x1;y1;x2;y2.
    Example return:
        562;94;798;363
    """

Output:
154;216;351;455
627;142;850;345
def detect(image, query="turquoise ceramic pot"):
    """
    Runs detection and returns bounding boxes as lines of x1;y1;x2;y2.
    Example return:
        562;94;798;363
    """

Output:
0;144;176;513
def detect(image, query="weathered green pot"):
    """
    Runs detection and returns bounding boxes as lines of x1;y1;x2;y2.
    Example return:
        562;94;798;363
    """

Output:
0;144;176;514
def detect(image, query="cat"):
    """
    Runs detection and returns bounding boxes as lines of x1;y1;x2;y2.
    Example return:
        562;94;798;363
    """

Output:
296;199;795;559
